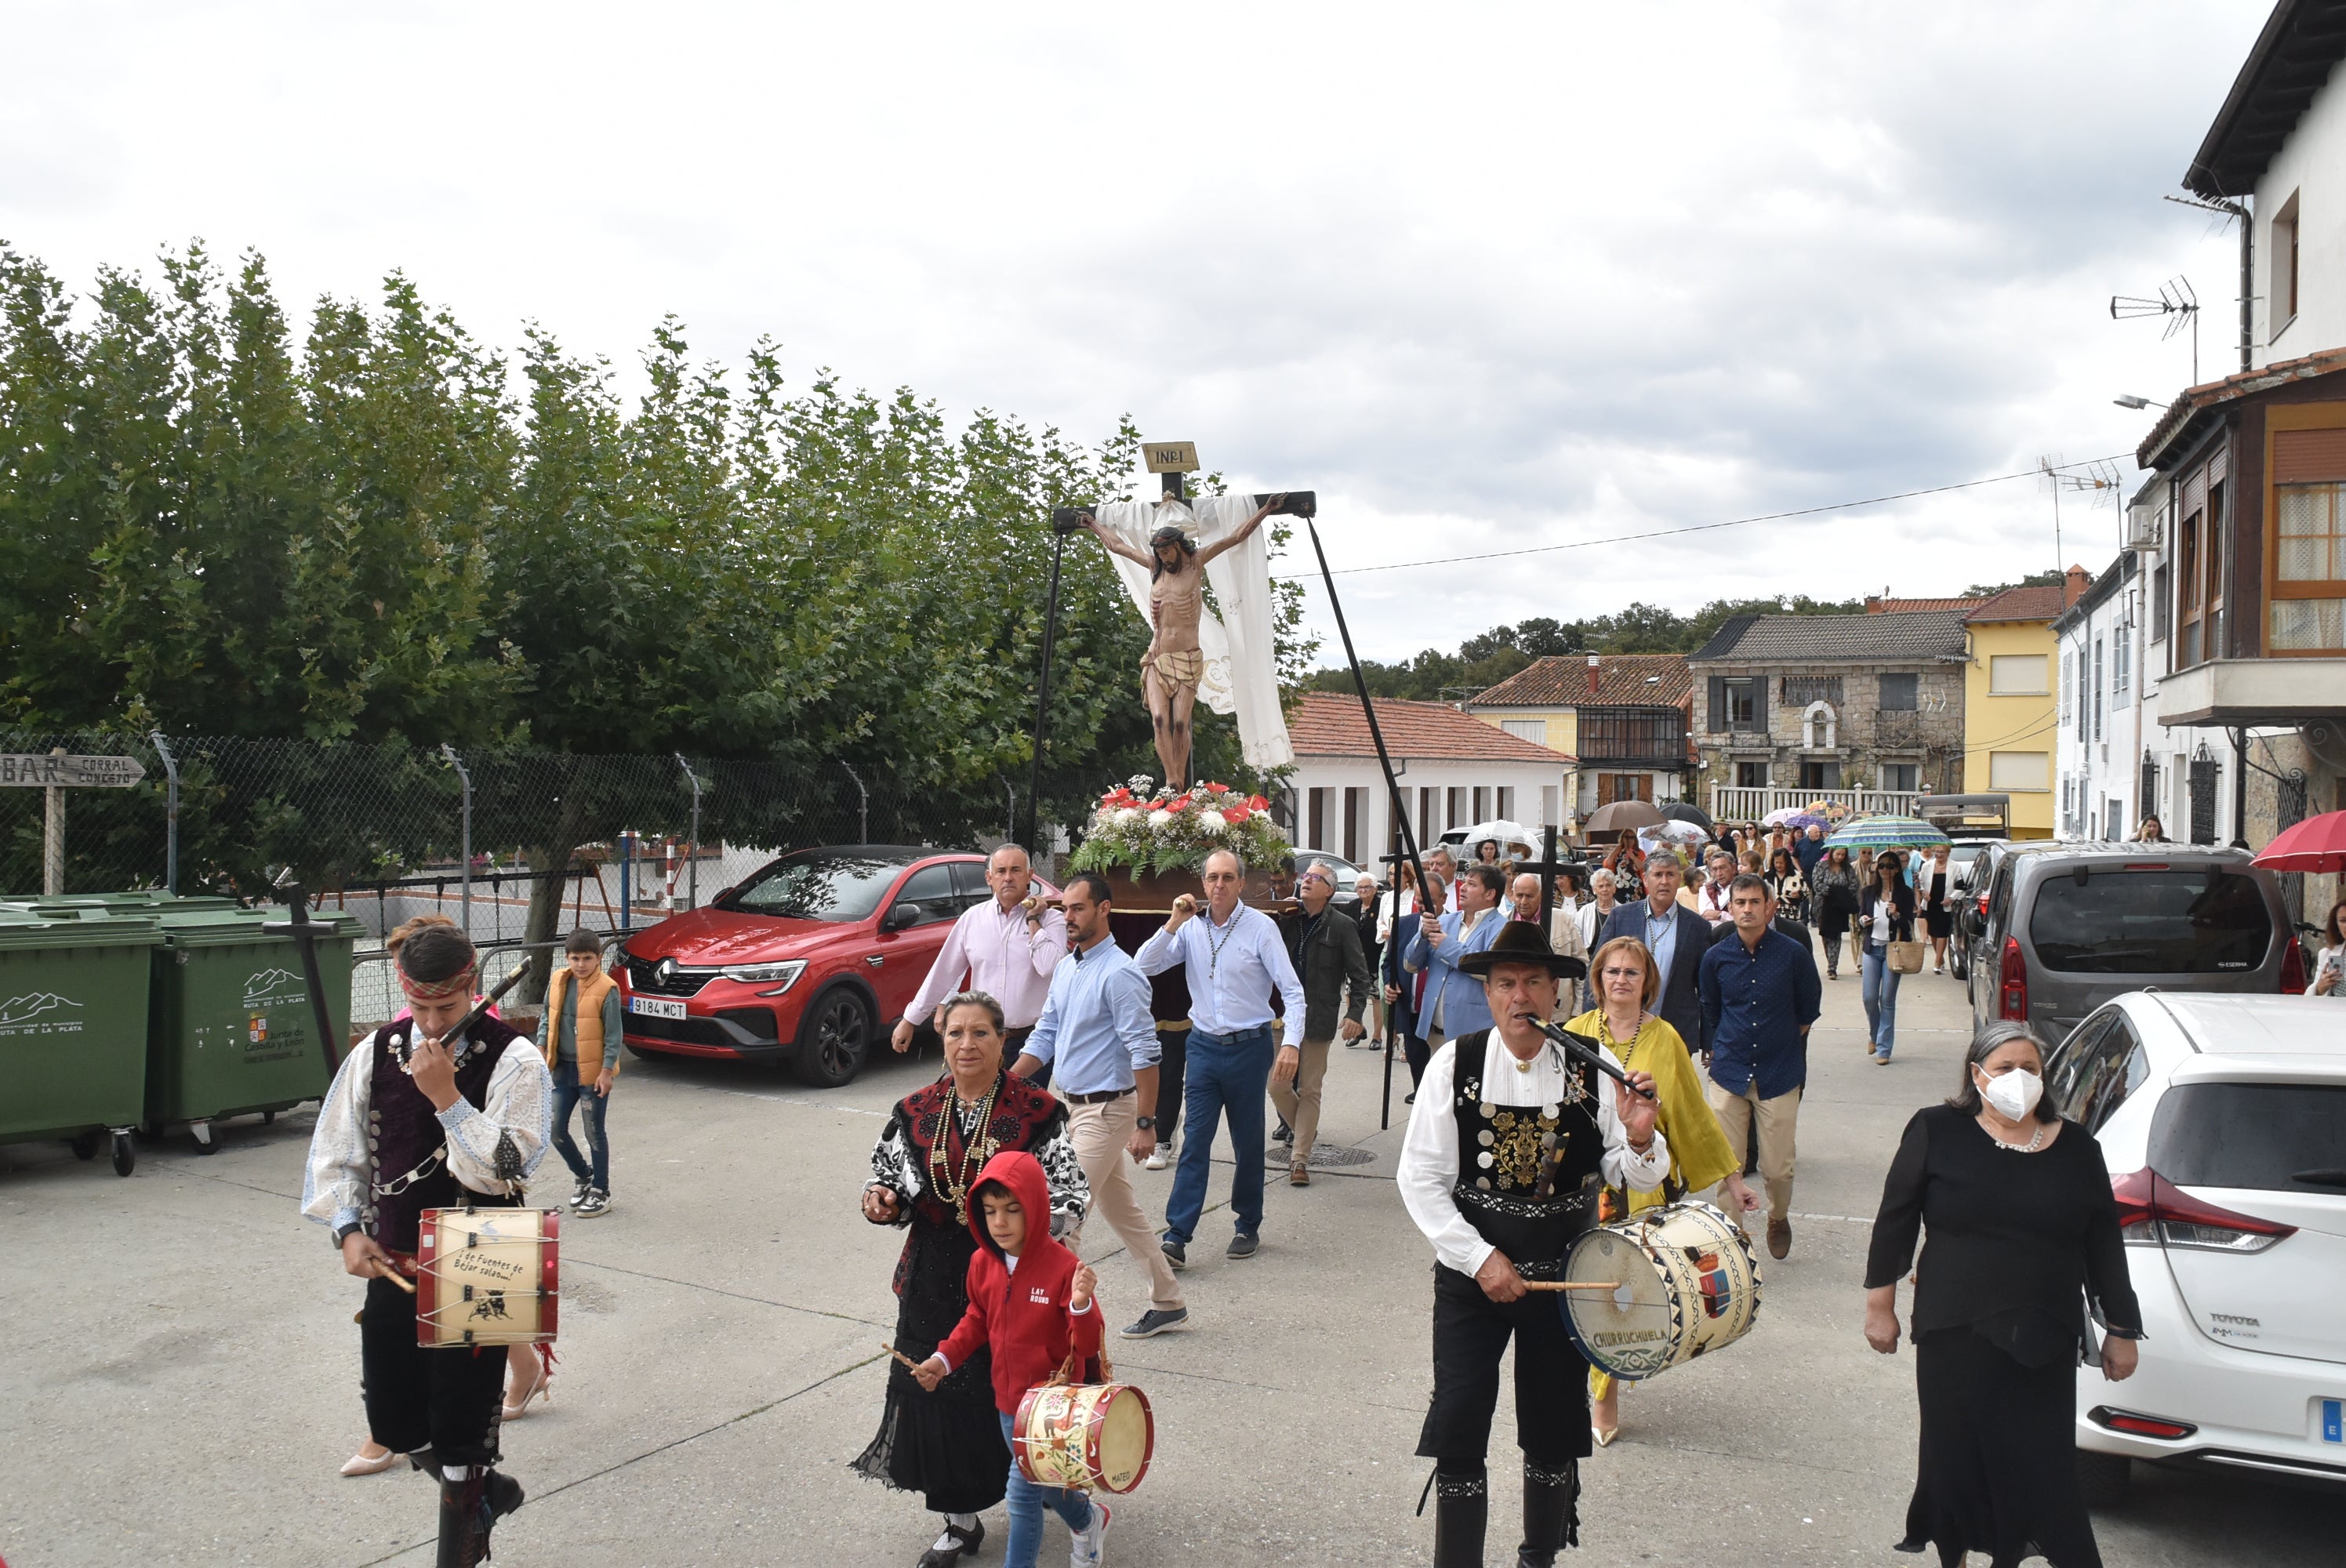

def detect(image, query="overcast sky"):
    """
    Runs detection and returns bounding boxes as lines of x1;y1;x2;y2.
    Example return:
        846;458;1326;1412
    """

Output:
2;1;2274;662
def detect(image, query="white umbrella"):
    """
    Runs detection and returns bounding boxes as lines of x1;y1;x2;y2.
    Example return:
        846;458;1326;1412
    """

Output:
1458;818;1537;854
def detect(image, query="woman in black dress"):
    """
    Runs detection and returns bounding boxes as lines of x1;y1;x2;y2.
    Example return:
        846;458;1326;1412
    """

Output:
855;992;1088;1568
1352;873;1384;1046
1919;844;1956;973
1765;846;1808;925
1864;1021;2142;1568
1811;844;1860;980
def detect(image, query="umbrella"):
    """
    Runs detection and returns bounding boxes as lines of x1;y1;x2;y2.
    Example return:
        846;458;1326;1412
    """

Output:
1458;818;1536;855
2251;810;2346;874
1585;800;1665;837
1658;801;1715;833
1823;815;1951;852
1637;821;1710;855
1762;805;1814;827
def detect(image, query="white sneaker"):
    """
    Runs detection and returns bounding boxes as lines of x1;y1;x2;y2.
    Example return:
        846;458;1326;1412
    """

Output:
1071;1497;1110;1566
1143;1145;1170;1171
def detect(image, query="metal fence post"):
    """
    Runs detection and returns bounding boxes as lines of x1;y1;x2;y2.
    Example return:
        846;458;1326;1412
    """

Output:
151;731;180;895
675;754;703;909
842;761;869;845
441;744;472;935
618;829;634;930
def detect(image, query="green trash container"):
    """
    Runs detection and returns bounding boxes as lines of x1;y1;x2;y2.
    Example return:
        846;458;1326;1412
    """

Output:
7;892;242;915
0;906;162;1176
144;906;365;1155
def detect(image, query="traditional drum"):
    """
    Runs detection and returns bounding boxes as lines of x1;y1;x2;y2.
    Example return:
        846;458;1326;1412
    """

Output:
416;1205;561;1348
1011;1374;1155;1495
1556;1198;1760;1381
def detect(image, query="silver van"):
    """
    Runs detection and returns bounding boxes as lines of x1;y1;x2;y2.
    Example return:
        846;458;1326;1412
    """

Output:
1962;842;2305;1046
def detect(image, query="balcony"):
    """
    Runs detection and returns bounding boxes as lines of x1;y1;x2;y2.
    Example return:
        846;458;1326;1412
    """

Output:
1575;709;1690;768
1708;786;1924;824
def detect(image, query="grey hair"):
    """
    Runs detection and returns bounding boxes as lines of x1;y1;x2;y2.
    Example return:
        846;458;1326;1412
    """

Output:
987;844;1032;869
1948;1019;2057;1123
1305;859;1342;884
1590;869;1618;887
1643;848;1684;872
939;990;1007;1036
1202;848;1246;878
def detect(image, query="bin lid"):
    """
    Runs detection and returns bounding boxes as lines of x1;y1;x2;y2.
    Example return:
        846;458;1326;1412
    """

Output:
6;891;240;911
155;906;368;947
0;905;164;949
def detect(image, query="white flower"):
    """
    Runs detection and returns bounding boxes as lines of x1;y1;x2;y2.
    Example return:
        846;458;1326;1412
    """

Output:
1199;814;1226;833
1116;808;1142;826
1148;809;1171;829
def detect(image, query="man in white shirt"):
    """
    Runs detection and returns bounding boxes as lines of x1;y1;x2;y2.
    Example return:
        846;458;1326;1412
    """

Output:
892;844;1069;1075
1135;848;1305;1268
1396;919;1661;1568
1696;849;1738;925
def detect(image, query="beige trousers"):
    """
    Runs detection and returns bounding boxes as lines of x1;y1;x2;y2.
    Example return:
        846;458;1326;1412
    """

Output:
1067;1094;1185;1312
1268;1037;1333;1165
1705;1080;1800;1223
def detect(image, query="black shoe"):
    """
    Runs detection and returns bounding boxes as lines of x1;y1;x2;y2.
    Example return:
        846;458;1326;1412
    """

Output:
1226;1232;1258;1260
1121;1306;1189;1338
1404;1091;1417;1105
1273;1121;1293;1143
917;1516;984;1567
1160;1238;1187;1271
434;1470;522;1568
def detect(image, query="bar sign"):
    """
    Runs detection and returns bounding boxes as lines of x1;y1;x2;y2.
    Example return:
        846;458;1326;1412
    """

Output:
2322;1399;2342;1443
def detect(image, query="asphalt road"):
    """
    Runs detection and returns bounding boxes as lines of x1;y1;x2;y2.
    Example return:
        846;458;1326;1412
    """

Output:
2;939;2335;1566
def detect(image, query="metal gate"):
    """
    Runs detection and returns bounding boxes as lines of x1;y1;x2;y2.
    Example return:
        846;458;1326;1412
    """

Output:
2188;748;2220;845
2275;769;2308;924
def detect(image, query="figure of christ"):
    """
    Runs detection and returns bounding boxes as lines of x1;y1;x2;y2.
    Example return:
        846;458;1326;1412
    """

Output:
1080;493;1282;791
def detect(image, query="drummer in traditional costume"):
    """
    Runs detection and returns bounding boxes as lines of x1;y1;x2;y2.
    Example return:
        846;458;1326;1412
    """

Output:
855;991;1089;1568
1396;919;1666;1568
1567;935;1761;1445
301;923;552;1559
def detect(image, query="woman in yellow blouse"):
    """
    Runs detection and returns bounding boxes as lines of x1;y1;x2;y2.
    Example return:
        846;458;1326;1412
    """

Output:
1571;935;1762;1444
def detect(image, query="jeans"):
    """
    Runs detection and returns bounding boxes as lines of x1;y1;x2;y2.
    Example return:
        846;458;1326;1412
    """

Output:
1860;945;1901;1058
998;1410;1092;1568
1164;1024;1273;1244
550;1060;611;1191
1153;1026;1188;1142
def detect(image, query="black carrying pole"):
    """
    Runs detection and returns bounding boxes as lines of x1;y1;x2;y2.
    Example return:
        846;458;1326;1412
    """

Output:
1305;518;1432;1131
1028;520;1076;845
263;884;346;1081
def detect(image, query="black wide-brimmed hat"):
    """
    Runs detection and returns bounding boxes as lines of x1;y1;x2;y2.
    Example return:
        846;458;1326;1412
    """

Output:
1458;917;1588;982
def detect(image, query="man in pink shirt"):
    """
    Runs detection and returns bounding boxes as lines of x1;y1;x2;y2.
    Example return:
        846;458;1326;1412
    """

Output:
892;844;1070;1080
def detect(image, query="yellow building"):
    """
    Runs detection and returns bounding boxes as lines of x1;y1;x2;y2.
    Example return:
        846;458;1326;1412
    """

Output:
1959;585;2069;839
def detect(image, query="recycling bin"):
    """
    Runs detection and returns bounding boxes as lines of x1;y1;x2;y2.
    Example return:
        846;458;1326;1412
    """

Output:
0;906;162;1176
143;906;365;1155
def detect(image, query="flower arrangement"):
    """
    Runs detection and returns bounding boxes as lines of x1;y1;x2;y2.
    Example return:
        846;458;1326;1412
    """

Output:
1069;775;1289;877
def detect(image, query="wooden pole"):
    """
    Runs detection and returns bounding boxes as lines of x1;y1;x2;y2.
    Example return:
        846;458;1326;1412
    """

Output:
42;746;65;895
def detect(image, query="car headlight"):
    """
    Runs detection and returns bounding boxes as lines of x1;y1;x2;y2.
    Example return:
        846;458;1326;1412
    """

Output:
721;960;807;993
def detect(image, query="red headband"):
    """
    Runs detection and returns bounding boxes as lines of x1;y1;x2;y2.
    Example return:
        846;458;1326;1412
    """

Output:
398;962;479;1004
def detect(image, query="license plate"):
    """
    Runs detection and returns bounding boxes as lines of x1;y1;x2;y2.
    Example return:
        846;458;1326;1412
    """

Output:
2324;1399;2343;1445
629;996;688;1020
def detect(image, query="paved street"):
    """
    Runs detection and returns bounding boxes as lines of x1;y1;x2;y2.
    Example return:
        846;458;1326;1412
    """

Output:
2;950;2334;1568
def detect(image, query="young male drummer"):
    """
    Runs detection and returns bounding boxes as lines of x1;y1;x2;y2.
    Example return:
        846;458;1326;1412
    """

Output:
1395;919;1665;1568
303;924;552;1561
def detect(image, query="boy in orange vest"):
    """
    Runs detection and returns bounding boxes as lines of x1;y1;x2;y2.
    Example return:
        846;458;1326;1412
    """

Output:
543;928;621;1218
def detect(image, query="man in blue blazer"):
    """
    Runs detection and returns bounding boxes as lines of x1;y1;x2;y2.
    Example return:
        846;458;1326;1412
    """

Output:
1403;863;1508;1049
1596;848;1716;1053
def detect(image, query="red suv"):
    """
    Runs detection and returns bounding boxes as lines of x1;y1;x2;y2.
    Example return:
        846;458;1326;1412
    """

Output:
616;846;1055;1087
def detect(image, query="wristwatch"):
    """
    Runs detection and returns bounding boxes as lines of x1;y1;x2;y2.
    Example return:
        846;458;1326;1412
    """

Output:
1135;1116;1157;1131
332;1221;363;1248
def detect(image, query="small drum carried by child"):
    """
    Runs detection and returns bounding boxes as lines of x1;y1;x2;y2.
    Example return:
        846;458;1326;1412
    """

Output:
1556;1198;1760;1382
416;1205;561;1348
1011;1351;1154;1495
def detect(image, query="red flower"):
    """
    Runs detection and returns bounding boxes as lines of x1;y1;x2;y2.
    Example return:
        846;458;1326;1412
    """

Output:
1203;781;1229;794
1245;794;1269;811
1222;807;1251;825
1168;796;1193;813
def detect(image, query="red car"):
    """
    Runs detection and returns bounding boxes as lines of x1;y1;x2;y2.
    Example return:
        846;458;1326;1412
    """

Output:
616;846;1056;1087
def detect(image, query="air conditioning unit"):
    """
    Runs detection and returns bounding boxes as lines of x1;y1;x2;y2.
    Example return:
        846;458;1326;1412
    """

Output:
2125;504;2162;553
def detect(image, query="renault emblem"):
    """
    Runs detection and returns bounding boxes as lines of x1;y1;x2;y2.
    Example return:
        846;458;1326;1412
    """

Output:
655;957;678;988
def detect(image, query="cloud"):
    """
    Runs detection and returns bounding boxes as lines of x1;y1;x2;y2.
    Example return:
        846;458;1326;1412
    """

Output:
0;1;2271;658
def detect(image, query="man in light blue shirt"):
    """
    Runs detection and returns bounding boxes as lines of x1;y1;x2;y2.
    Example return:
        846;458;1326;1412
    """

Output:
1135;848;1306;1267
1402;863;1508;1047
1015;872;1187;1334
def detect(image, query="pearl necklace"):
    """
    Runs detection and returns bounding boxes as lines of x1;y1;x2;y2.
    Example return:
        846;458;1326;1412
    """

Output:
1983;1116;2046;1153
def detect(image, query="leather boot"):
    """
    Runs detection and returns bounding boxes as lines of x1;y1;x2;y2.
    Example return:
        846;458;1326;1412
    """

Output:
1517;1458;1578;1567
1432;1469;1488;1567
434;1468;524;1567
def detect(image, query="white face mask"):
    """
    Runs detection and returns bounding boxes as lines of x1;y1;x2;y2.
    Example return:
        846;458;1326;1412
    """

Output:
1976;1066;2044;1122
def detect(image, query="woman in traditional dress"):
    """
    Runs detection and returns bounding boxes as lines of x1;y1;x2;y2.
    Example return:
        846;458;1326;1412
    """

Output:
1567;936;1760;1445
855;991;1089;1568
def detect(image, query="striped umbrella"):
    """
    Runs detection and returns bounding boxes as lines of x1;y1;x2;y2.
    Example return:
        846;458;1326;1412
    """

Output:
1821;815;1951;851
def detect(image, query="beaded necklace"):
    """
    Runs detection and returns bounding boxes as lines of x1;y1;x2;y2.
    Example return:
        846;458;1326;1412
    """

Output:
928;1074;1003;1225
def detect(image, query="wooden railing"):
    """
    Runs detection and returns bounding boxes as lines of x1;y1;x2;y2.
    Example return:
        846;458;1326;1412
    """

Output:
1707;786;1923;823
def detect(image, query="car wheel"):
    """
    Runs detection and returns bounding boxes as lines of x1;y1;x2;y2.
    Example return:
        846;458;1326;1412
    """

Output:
2075;1450;2130;1508
794;988;873;1088
623;1041;660;1062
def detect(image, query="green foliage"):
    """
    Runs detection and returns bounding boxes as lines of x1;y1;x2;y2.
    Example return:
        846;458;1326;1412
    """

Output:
1961;570;2067;597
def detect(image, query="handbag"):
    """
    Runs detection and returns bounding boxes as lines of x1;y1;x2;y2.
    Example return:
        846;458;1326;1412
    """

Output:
1821;879;1858;917
1886;940;1928;975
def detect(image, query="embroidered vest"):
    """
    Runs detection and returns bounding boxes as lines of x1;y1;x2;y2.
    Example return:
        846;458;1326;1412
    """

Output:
365;1013;524;1253
1448;1029;1604;1279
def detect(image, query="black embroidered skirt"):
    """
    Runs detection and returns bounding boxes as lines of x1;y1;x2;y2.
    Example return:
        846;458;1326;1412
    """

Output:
851;1218;1009;1515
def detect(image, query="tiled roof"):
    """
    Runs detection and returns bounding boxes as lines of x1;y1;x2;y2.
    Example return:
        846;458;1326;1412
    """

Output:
1688;610;1970;665
1468;653;1691;710
2139;345;2346;466
1963;585;2066;623
1290;691;1574;763
1866;596;1992;614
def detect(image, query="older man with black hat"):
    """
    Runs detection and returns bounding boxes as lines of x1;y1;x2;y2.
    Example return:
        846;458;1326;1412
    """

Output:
1396;920;1666;1568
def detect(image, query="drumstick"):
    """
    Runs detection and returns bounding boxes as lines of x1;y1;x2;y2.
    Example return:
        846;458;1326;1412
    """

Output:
1520;1280;1621;1292
371;1259;417;1294
879;1341;924;1372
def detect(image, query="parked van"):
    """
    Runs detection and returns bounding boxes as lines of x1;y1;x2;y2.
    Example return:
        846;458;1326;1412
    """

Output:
1962;842;2306;1045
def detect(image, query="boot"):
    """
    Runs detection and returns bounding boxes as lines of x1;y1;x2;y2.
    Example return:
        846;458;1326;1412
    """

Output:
1432;1469;1488;1567
434;1468;524;1567
1517;1458;1578;1567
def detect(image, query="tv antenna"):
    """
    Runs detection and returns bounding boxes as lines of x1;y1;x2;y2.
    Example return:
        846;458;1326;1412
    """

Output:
2039;457;2123;573
2109;276;2200;383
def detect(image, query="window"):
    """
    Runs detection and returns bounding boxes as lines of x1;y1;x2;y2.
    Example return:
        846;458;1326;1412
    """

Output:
2092;638;2104;741
1800;759;1841;789
2047;1013;2148;1133
1496;786;1514;822
2272;480;2346;652
1308;786;1328;850
2178;510;2203;666
1472;786;1488;824
2206;480;2227;656
2271;190;2301;338
1343;787;1364;863
1500;718;1547;746
2027;869;2275;974
1735;760;1769;788
1990;751;2048;791
893;863;961;927
1881;763;1919;792
2112;622;2130;702
2151;564;2170;642
1597;773;1652;804
1447;787;1465;829
2149;1082;2346;1191
948;860;993;913
1781;675;1843;706
1725;679;1757;728
1988;655;2046;695
1878;673;1919;711
2058;652;2072;722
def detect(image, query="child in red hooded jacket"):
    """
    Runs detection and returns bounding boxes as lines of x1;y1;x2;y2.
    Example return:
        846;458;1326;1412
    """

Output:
913;1149;1112;1568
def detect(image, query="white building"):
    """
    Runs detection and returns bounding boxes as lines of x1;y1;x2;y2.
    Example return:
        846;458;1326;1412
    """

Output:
1282;691;1574;869
2054;553;2159;840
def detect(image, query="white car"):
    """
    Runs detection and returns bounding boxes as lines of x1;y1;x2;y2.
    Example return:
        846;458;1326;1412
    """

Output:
2043;993;2346;1502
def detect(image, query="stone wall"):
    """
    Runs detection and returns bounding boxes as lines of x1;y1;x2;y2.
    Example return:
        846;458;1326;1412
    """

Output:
1693;662;1968;793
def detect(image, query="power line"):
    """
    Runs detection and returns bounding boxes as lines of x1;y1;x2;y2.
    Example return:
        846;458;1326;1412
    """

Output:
1273;454;2137;579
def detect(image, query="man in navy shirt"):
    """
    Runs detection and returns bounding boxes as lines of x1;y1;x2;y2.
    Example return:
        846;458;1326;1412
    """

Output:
1698;873;1821;1261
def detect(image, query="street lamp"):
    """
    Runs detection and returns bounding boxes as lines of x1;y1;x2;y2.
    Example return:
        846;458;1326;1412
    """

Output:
2112;394;2166;410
